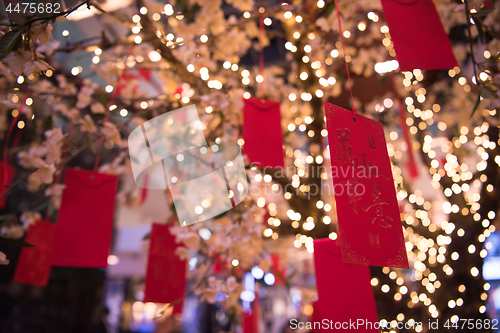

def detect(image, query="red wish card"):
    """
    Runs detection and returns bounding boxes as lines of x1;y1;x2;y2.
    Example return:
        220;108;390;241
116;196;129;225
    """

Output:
243;297;259;333
381;0;457;71
50;169;118;268
243;98;284;168
13;220;56;287
0;162;15;208
144;223;186;313
324;102;408;268
313;239;379;332
271;254;285;285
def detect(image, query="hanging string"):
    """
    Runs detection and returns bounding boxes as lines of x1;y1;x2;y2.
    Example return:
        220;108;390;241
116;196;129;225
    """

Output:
333;0;355;112
259;11;265;100
94;46;135;172
390;73;418;178
3;89;31;186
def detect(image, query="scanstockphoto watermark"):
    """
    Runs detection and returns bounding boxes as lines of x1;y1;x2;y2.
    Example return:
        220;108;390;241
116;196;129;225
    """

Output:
128;105;249;226
289;319;423;331
247;163;380;199
127;104;380;226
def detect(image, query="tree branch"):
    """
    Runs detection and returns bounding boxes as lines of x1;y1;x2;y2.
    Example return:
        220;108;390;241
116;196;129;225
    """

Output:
135;0;209;94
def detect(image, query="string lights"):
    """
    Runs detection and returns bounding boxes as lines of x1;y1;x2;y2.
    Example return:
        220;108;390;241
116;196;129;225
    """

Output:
2;0;497;329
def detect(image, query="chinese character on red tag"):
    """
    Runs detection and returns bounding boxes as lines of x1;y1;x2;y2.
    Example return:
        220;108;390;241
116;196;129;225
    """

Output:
324;102;409;268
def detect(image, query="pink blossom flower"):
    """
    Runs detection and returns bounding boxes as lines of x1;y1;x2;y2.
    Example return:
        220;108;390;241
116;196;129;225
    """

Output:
80;115;97;133
31;22;53;45
20;211;42;229
3;51;25;76
23;59;53;76
0;252;9;265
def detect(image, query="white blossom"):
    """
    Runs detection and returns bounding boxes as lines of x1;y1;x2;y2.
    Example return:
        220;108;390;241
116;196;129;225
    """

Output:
45;184;66;209
3;51;25;76
91;103;106;114
20;210;42;229
23;59;52;76
0;252;9;265
101;121;121;144
31;22;53;45
80;115;97;133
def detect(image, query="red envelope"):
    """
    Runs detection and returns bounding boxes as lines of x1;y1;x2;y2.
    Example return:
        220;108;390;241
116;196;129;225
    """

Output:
243;98;284;168
50;168;118;268
324;102;408;268
271;254;285;285
243;297;259;333
380;0;457;71
0;162;15;208
13;220;56;286
144;223;186;313
313;239;378;332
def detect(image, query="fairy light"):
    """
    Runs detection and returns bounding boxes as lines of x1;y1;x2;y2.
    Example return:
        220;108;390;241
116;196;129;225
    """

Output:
162;4;174;16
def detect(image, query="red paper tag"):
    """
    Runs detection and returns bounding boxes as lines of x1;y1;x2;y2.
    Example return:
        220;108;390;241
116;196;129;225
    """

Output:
144;223;186;313
243;98;284;168
243;297;259;333
271;254;285;285
313;239;379;332
381;0;457;71
50;169;118;268
324;102;408;268
13;220;56;286
0;162;15;208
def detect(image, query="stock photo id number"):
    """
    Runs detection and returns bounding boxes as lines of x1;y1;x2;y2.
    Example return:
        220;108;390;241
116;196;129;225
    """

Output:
1;0;78;23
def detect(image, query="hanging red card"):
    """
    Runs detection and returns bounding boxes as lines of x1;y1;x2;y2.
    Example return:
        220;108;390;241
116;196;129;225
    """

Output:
144;223;186;313
380;0;457;71
324;102;408;268
243;98;284;168
313;239;379;332
13;220;56;286
271;254;285;285
243;297;259;333
0;162;15;208
50;168;118;268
